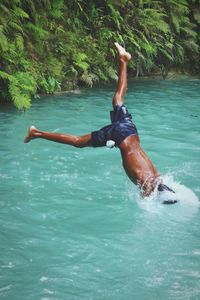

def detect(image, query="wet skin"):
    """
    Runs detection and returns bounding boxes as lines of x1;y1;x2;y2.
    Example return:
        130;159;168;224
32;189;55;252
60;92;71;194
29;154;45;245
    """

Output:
119;134;160;196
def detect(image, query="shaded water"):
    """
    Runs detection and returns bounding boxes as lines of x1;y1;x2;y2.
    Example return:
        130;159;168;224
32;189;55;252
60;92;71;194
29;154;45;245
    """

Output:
0;79;200;300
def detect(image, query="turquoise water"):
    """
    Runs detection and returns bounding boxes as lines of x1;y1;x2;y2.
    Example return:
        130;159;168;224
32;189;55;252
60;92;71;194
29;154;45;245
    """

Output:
0;79;200;300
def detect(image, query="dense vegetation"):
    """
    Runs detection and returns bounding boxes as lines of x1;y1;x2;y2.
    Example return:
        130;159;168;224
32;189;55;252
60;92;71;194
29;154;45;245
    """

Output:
0;0;200;109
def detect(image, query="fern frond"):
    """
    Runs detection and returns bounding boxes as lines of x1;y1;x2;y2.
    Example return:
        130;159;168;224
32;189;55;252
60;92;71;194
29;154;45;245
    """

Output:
15;34;24;51
158;48;174;62
127;36;141;49
13;7;29;19
81;71;99;87
135;50;145;61
8;82;31;109
9;22;24;33
51;0;64;18
75;61;89;71
141;42;155;55
0;70;17;83
107;3;123;29
194;11;200;24
107;66;118;81
172;13;182;33
73;53;89;71
0;25;9;51
15;71;37;94
176;44;184;62
169;0;189;15
47;57;63;77
0;4;10;15
180;26;197;38
182;40;199;53
5;71;37;109
95;68;108;81
26;23;49;39
47;76;61;93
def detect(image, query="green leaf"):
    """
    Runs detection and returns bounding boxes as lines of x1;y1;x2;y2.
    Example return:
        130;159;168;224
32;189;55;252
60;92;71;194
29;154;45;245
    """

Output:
8;82;31;110
0;70;17;83
0;25;9;52
13;7;29;19
73;53;89;71
81;71;99;87
15;34;24;52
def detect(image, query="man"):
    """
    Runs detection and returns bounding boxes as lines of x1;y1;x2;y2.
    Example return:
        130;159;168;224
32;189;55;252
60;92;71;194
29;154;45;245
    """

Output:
24;43;176;204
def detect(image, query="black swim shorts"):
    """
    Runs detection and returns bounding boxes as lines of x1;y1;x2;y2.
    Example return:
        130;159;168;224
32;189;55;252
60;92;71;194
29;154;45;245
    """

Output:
91;105;138;147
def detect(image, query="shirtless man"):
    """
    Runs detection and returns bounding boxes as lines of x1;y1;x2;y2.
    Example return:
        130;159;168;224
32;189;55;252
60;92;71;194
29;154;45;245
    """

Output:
24;43;176;203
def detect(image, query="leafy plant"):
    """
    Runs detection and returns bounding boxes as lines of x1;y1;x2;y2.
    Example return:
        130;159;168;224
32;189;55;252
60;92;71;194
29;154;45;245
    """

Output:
0;0;199;109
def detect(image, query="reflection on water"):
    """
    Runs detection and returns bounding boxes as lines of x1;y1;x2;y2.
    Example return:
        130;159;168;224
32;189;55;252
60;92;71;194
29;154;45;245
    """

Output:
0;79;200;300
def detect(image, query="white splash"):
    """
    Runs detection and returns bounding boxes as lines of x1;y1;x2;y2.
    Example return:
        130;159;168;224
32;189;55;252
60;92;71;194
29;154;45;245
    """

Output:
128;174;199;218
159;174;199;207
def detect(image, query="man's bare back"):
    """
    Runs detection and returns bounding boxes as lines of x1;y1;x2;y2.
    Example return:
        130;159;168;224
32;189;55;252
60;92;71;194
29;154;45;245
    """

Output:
119;135;160;196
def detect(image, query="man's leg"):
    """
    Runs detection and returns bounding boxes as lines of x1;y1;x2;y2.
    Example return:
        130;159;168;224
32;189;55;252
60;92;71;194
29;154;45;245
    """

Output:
113;43;131;108
24;126;92;148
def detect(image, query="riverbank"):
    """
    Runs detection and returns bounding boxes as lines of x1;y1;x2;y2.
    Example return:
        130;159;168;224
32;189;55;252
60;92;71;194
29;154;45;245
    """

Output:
53;72;200;96
1;73;199;110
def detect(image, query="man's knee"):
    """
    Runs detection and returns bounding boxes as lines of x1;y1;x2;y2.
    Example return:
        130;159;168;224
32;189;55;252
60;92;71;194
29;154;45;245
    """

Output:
113;93;123;107
73;136;83;148
74;136;90;148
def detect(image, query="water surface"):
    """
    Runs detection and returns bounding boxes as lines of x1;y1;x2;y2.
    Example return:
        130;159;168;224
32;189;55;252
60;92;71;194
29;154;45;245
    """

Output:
0;79;200;299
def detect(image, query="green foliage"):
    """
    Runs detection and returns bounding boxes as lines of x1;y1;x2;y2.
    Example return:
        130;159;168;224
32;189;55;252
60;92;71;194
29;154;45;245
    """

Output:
81;71;99;87
0;70;16;83
0;0;200;109
73;53;89;71
26;23;49;40
50;0;64;18
46;77;61;94
0;25;9;51
0;70;37;109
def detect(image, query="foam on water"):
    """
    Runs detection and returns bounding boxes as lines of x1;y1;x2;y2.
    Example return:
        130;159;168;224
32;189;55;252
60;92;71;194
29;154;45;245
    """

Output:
129;173;200;219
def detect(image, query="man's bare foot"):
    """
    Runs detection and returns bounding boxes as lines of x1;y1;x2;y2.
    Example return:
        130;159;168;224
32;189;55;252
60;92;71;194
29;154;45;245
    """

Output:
24;126;37;143
114;42;131;61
